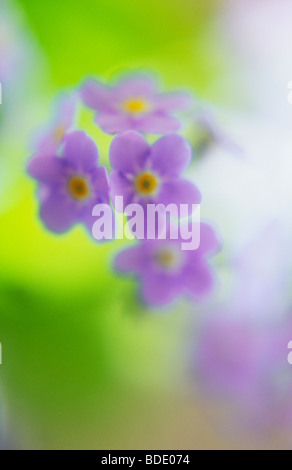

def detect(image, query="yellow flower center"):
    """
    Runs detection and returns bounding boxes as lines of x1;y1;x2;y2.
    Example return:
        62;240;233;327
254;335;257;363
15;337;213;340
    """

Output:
67;175;91;201
135;171;159;196
53;125;66;142
155;248;182;270
122;97;149;115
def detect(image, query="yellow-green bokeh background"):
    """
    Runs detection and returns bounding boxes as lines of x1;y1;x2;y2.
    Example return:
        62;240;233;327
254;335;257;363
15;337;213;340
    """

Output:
0;0;236;449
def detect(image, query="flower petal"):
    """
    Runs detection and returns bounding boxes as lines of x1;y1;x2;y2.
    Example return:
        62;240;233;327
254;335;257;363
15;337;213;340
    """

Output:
195;223;221;257
80;79;113;112
109;131;149;174
109;170;135;210
155;92;192;112
92;166;110;204
138;113;181;134
57;93;77;126
151;134;192;176
62;130;98;172
40;193;77;233
115;245;146;272
183;260;214;298
35;94;76;155
81;199;114;236
27;155;64;183
141;272;184;306
115;74;156;99
159;179;201;206
35;134;60;156
95;112;135;134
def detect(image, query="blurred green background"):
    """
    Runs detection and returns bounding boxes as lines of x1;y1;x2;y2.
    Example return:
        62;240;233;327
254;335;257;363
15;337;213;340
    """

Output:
0;0;233;449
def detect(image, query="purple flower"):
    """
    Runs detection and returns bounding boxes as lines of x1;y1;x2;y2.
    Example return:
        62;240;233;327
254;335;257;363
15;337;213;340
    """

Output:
35;94;77;155
193;312;292;431
80;74;191;134
27;130;110;234
109;131;201;211
115;223;220;306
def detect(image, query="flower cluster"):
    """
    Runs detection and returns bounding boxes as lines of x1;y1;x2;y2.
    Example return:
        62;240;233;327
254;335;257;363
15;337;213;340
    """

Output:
27;73;220;307
80;74;191;134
